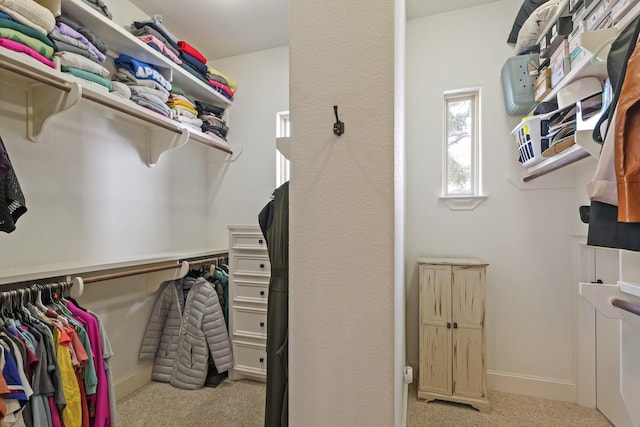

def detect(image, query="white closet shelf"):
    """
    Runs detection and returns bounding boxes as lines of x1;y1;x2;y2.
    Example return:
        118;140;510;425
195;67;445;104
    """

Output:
522;144;591;182
60;0;231;108
0;248;228;286
0;48;233;165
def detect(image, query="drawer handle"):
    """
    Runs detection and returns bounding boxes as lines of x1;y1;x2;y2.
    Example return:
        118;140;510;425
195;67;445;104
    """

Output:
260;263;265;269
260;322;265;327
259;239;264;244
453;322;458;329
259;357;264;363
260;291;265;296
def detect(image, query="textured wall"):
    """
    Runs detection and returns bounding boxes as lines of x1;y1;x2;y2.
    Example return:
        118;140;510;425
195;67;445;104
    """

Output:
289;0;397;425
405;0;583;401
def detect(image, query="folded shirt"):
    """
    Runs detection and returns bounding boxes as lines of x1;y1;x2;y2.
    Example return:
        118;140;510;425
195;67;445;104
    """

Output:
129;24;179;57
194;100;225;118
51;37;101;63
0;16;52;49
55;51;109;77
110;81;131;99
137;34;181;64
130;21;178;50
170;86;196;104
130;95;171;117
0;36;54;67
207;79;233;100
0;4;46;35
128;84;169;104
56;13;107;55
0;0;54;33
54;22;105;63
114;54;172;92
80;0;111;19
207;65;237;93
177;40;206;64
0;26;53;58
179;49;207;74
61;66;113;91
0;11;12;21
115;68;168;92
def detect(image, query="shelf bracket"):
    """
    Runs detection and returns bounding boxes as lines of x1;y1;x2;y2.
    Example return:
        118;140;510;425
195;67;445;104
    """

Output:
26;80;82;142
147;127;189;167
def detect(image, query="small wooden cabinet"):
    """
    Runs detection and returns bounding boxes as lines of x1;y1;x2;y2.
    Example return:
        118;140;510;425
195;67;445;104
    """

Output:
417;257;490;413
228;225;270;381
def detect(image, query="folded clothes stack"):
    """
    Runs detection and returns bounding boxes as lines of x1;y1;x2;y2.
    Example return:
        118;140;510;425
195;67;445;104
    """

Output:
195;100;229;140
167;87;202;132
128;15;238;101
114;53;172;117
53;13;111;91
0;0;55;68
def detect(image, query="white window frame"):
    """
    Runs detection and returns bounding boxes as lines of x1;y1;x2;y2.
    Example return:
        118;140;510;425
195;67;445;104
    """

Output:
440;88;486;211
276;111;290;187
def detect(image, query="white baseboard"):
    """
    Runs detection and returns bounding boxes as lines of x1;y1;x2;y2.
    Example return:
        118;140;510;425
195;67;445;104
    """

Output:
488;370;577;403
406;362;577;403
114;365;153;401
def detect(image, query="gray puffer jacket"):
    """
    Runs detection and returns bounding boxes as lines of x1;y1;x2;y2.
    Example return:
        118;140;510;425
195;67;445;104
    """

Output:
139;276;233;389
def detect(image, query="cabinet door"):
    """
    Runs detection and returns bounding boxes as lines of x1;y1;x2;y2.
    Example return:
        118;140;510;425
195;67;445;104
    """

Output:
419;265;452;395
451;266;487;399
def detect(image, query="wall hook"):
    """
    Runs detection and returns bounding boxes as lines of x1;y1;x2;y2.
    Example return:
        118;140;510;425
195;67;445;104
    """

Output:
333;105;345;136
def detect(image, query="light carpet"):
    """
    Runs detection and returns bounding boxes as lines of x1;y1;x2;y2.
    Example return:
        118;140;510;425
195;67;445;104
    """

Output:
117;380;613;426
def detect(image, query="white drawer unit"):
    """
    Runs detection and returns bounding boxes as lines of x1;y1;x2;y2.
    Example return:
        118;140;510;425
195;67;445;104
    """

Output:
233;340;267;377
228;225;270;381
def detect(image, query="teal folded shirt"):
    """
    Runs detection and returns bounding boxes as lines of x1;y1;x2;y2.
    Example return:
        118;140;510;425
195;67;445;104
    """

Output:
61;66;113;91
0;17;53;49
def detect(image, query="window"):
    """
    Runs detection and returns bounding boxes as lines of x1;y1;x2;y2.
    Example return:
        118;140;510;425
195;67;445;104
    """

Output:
276;111;290;187
441;89;485;210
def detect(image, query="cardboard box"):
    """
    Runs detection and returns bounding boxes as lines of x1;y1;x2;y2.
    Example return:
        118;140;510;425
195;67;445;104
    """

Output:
535;68;553;101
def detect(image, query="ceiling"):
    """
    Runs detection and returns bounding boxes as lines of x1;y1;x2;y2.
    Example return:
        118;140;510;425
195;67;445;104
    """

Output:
129;0;499;60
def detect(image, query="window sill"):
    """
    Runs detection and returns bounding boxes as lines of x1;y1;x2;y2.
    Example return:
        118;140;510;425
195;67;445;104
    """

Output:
438;195;487;211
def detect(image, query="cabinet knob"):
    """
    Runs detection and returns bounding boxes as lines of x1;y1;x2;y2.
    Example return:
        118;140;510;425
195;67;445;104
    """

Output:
453;322;458;329
259;357;264;363
447;322;451;329
260;291;265;296
259;239;264;244
260;263;265;268
260;322;265;327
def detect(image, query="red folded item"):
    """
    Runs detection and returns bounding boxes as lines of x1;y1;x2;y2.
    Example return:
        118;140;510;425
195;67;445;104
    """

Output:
208;79;234;99
177;40;207;64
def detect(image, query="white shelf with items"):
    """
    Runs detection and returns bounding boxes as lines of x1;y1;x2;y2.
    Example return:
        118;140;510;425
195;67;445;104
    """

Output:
0;47;233;166
60;0;231;108
511;2;640;182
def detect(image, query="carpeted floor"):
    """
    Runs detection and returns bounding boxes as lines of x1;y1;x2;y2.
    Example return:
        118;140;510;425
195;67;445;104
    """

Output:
117;380;613;427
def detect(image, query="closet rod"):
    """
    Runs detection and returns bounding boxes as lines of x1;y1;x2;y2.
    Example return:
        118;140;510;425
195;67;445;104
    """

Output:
81;92;182;133
612;298;640;317
77;254;228;285
80;262;183;284
0;60;72;92
186;255;228;267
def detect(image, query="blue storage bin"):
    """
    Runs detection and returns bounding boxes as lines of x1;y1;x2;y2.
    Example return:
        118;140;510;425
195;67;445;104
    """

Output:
501;53;539;116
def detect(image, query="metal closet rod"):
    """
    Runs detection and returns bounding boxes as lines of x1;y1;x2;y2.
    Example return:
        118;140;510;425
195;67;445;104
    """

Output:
612;298;640;317
80;254;228;285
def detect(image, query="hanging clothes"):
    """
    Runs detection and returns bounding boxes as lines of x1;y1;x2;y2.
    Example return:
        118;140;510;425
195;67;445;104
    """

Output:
0;137;27;234
139;275;232;390
259;180;289;427
0;285;114;427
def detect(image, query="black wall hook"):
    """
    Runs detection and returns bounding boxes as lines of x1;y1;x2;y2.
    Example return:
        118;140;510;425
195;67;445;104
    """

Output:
333;105;345;136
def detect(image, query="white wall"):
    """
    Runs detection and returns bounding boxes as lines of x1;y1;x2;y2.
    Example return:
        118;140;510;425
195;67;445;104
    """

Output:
406;0;586;401
289;0;398;425
207;46;290;248
0;0;288;402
